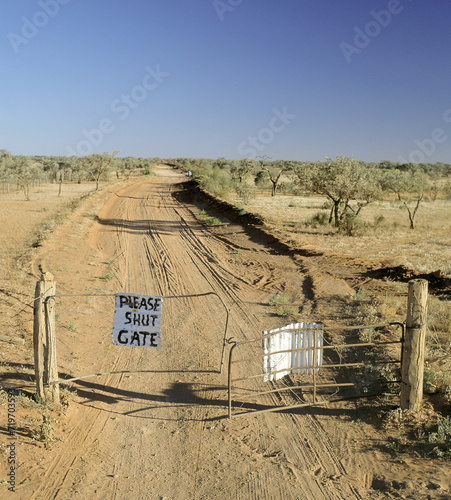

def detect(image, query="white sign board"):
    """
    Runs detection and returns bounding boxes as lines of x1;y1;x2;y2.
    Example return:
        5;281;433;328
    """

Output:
112;293;163;348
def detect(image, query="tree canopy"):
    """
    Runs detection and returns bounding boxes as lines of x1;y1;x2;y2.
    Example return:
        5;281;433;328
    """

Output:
294;156;381;226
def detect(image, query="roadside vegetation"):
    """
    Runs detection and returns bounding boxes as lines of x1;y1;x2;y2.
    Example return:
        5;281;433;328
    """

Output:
168;155;450;232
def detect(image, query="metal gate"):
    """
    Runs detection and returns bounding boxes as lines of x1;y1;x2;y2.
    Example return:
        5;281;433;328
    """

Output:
34;285;230;404
227;322;404;418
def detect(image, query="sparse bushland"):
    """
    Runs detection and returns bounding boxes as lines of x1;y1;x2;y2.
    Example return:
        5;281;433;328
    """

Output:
179;154;450;231
0;150;158;199
184;154;451;277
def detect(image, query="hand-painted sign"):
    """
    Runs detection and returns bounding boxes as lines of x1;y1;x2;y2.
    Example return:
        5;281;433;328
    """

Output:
112;293;163;348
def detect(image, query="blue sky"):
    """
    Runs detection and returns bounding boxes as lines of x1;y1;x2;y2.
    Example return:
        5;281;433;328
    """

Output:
1;0;451;163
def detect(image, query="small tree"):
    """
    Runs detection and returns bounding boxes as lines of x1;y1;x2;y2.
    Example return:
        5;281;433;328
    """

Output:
83;150;118;190
295;156;380;227
256;156;288;197
231;158;256;184
212;157;229;170
231;159;257;202
381;168;428;229
66;156;85;183
0;149;12;193
11;156;42;200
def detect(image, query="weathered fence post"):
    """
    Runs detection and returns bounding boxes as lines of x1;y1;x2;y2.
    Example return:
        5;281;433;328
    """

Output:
400;279;428;411
33;272;60;404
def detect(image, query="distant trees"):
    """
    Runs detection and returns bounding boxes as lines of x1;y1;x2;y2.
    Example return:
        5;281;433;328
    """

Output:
255;157;288;197
0;151;160;198
114;156;137;179
231;158;257;201
212;157;229;170
163;156;448;232
1;150;45;199
231;158;256;184
0;151;447;233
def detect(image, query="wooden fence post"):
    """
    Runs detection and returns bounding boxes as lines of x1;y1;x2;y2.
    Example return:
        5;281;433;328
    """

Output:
400;279;428;411
33;272;60;404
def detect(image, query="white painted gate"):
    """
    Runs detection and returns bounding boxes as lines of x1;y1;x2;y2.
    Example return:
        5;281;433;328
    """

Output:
262;322;323;381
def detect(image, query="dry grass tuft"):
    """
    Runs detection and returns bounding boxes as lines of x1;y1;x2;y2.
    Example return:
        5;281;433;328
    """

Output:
383;403;451;459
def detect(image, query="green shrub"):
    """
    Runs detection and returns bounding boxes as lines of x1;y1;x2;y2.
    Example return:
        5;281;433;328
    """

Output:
99;272;116;281
198;166;232;199
205;217;222;226
278;181;296;194
268;292;297;317
373;214;385;227
338;213;365;236
306;211;329;228
268;292;288;307
428;416;451;459
275;305;298;317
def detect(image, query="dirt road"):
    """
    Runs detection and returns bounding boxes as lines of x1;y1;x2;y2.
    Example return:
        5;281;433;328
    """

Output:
22;166;443;499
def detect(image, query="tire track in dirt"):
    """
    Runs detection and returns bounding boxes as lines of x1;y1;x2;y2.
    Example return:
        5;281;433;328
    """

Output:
85;175;230;498
93;168;367;499
29;354;128;499
28;167;371;499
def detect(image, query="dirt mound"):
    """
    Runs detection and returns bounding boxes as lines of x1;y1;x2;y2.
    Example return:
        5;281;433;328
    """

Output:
370;266;451;295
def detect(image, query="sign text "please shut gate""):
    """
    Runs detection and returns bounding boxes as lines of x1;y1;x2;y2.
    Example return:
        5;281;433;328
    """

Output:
112;293;162;348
